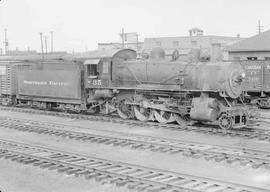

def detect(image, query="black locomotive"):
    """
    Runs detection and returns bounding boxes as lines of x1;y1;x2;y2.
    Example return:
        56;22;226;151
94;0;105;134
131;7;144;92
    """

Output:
0;48;253;129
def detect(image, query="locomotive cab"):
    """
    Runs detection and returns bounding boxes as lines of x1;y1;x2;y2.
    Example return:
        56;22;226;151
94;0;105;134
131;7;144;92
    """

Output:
84;58;111;88
84;49;137;89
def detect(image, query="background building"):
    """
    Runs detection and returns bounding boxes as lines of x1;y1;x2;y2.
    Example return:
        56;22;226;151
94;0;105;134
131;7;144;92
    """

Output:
226;29;270;60
143;28;243;60
5;49;37;55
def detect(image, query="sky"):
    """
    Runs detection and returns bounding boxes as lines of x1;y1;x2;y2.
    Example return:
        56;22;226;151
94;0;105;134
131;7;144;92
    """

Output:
0;0;269;52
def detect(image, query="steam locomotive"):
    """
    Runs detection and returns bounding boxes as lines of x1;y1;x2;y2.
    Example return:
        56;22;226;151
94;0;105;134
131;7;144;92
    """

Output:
0;48;251;129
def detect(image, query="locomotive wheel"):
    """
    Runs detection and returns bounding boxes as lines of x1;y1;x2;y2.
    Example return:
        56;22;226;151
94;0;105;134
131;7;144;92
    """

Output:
174;114;188;127
218;114;233;130
154;110;175;123
134;106;152;122
117;103;134;119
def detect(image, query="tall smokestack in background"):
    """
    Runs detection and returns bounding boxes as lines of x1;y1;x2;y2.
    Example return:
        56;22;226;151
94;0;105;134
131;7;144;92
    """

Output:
211;43;222;62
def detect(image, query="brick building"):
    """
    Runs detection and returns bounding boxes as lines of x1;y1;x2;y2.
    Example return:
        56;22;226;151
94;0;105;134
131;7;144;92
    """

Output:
143;28;242;60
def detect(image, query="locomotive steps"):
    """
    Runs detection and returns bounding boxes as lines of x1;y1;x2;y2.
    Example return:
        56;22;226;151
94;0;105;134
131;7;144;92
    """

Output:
1;116;270;171
0;105;269;141
0;138;267;192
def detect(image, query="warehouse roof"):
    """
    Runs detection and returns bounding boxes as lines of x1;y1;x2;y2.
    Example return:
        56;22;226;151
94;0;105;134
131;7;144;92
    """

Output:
227;29;270;52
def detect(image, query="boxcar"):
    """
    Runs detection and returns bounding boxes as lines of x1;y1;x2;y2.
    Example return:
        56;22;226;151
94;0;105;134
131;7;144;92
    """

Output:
240;60;270;108
0;61;33;105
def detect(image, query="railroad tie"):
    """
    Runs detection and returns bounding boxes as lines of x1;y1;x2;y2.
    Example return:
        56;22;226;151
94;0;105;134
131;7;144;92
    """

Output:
214;155;227;162
47;164;64;170
84;172;99;180
146;185;167;192
136;183;152;191
40;162;56;168
73;170;90;177
17;157;32;163
95;174;111;182
114;178;131;187
57;166;73;173
5;154;20;160
22;158;39;165
33;161;48;167
127;181;144;189
62;168;78;175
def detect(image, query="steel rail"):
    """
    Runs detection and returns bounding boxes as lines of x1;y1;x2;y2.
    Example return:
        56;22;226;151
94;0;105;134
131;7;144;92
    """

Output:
0;138;267;192
1;117;270;170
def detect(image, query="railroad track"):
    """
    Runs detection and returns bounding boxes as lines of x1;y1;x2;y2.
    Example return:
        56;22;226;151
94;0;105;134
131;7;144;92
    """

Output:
0;139;267;192
0;106;270;141
1;116;270;170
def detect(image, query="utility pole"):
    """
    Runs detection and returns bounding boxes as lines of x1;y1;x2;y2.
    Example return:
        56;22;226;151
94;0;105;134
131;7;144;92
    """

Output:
136;33;139;52
44;36;48;54
4;28;8;55
50;31;53;53
40;32;44;59
122;28;124;49
258;20;264;34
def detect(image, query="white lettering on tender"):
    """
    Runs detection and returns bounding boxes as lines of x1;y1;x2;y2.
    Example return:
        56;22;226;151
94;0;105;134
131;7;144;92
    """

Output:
23;80;69;86
49;81;69;86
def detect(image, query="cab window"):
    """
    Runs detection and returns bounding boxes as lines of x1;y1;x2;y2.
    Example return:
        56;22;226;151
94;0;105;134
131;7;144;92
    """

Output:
87;64;98;76
84;59;100;78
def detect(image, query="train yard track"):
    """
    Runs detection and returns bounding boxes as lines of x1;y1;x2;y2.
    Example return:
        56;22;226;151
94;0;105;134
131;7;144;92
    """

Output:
0;138;267;192
0;106;270;141
1;116;270;170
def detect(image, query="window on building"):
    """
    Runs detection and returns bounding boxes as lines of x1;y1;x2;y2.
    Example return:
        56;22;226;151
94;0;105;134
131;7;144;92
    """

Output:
247;57;257;60
156;41;162;46
264;57;270;60
191;41;197;46
173;41;179;47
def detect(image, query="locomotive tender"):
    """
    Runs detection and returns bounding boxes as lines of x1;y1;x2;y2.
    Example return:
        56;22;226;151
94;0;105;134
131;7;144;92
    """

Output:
0;48;249;129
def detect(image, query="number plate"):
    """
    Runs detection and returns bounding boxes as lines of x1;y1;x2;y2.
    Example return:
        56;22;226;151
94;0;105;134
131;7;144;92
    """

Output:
88;79;102;86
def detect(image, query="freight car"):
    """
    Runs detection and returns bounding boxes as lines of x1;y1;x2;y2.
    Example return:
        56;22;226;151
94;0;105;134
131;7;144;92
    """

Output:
0;48;252;129
240;60;270;108
0;61;33;105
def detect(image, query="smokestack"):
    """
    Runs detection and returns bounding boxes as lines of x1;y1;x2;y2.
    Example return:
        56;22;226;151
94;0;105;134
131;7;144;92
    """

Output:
211;43;222;62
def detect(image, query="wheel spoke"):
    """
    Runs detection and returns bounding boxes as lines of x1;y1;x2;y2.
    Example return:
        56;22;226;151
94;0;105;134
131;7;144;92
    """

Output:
218;114;232;129
154;110;175;123
134;106;151;122
117;101;134;119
